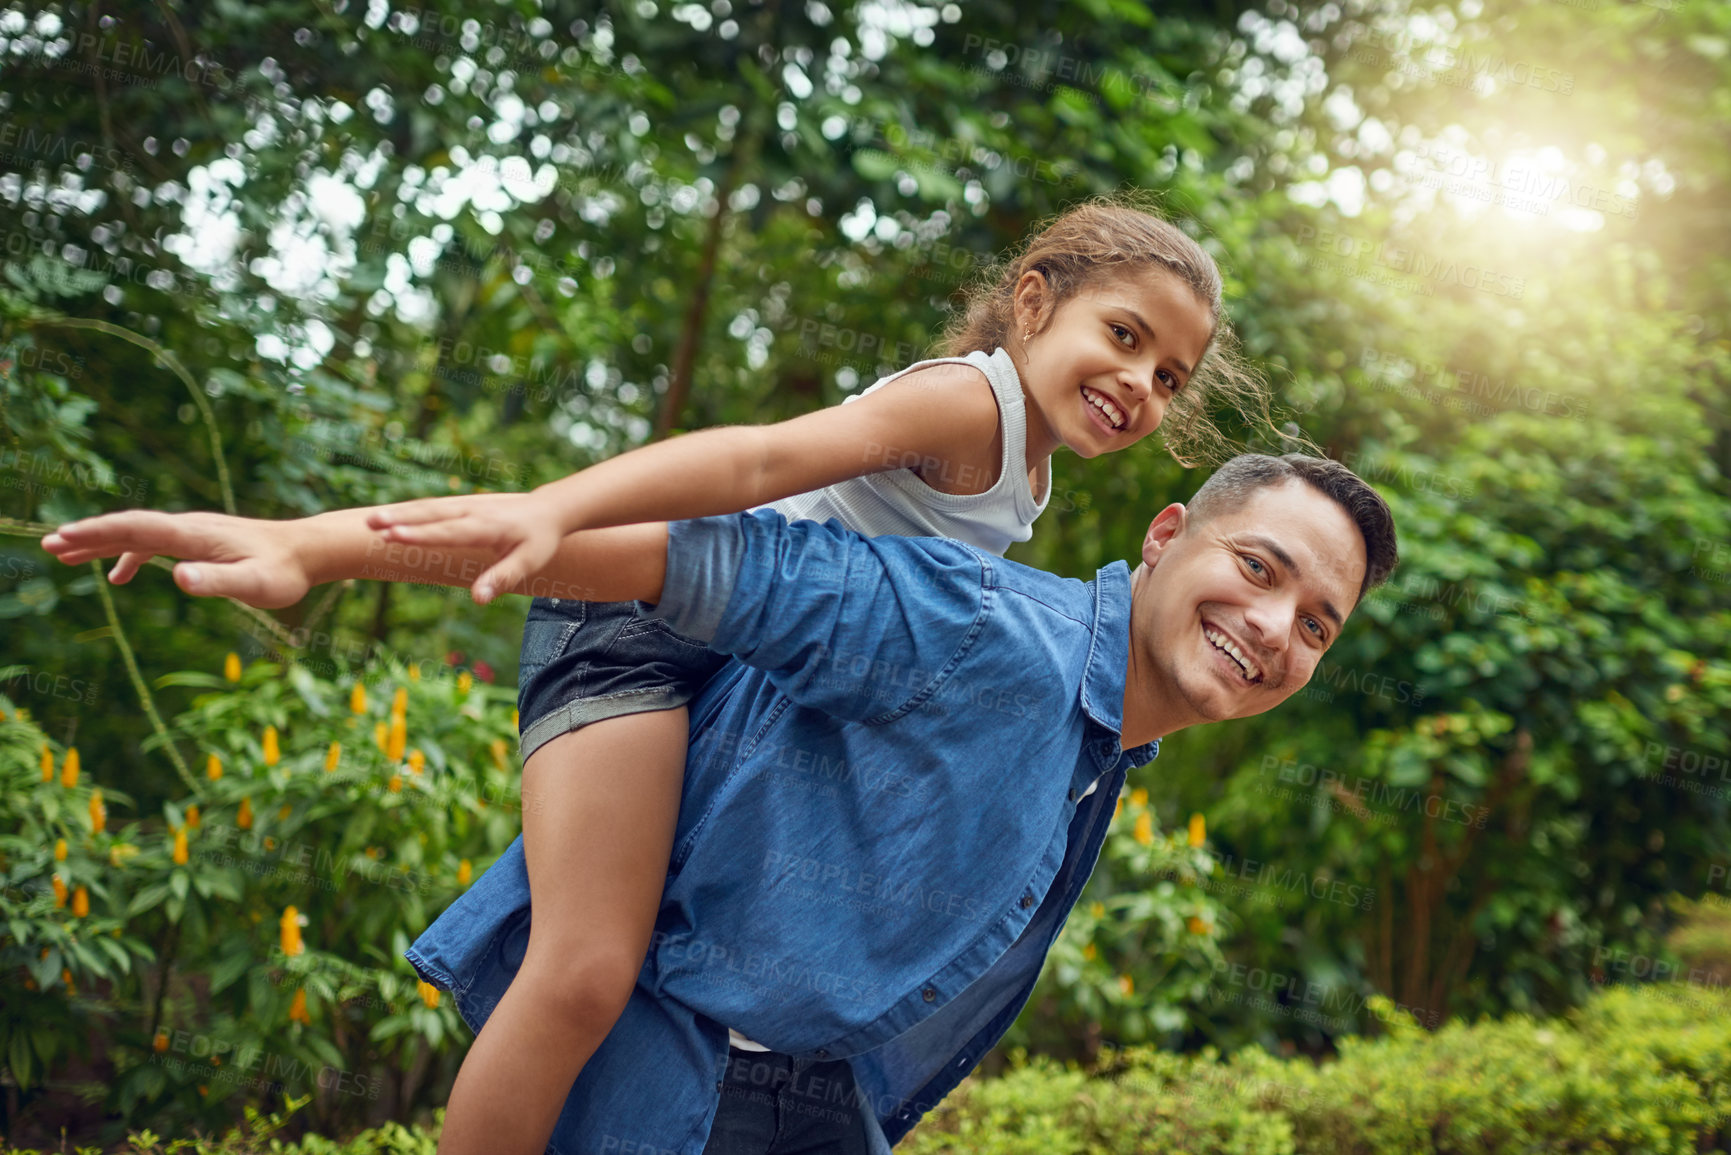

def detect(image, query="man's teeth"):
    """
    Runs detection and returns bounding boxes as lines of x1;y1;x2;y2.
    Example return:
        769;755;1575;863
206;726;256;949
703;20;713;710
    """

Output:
1204;626;1262;682
1083;387;1126;430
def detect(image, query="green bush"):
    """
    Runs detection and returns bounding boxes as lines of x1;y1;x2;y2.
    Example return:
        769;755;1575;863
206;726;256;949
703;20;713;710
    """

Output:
904;986;1731;1155
0;654;522;1144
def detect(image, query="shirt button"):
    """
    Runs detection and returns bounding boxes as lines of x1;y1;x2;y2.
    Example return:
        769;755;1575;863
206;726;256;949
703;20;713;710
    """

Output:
815;1049;829;1059
1020;893;1034;909
922;986;937;1002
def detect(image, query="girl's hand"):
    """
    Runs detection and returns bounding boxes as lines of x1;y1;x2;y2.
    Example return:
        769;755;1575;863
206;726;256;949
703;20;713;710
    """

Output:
41;510;315;608
366;492;563;605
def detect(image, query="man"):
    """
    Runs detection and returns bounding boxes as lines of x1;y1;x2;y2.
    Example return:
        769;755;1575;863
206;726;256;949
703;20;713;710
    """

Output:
44;452;1396;1154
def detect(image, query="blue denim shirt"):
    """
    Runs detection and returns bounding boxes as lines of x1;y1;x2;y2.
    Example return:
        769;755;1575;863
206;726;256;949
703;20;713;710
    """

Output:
405;510;1159;1153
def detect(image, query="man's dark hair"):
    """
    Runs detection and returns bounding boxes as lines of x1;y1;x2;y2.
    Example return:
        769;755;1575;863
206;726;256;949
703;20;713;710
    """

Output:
1187;454;1398;600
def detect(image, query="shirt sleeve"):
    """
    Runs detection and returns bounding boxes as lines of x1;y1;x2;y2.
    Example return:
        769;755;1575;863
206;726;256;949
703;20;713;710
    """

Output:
645;509;988;724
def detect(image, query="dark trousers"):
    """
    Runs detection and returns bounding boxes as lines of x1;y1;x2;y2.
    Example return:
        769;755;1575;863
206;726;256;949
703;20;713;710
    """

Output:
702;1047;873;1155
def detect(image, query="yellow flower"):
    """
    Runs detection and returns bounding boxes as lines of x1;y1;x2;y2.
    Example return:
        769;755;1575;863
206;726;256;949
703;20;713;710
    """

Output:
62;968;74;995
206;753;222;781
109;844;138;868
374;720;388;751
90;790;107;834
490;738;508;773
417;980;441;1009
288;987;310;1024
278;804;291;821
1114;794;1124;818
54;838;67;862
324;741;341;773
1133;811;1153;846
350;682;367;714
1090;901;1105;919
152;1031;169;1053
280;905;304;956
224;652;242;682
408;748;425;775
262;725;280;767
391;687;408;718
511;708;519;728
409;663;422;682
236;797;253;830
1130;787;1148;808
386;715;406;763
1118;974;1134;997
457;671;473;694
1082;942;1097;961
1188;812;1206;848
71;886;89;917
40;744;53;782
1187;915;1209;935
184;803;199;830
172;827;188;865
52;875;67;908
388;775;403;793
457;859;472;886
60;747;80;788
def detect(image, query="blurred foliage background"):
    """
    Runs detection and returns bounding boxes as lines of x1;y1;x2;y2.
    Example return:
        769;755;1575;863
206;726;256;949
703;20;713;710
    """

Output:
0;0;1728;1146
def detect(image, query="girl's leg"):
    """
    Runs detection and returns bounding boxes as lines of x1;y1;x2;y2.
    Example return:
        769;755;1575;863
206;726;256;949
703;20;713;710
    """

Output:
435;708;689;1155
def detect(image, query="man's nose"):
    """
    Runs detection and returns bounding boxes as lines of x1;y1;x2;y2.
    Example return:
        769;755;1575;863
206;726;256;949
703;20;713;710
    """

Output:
1243;599;1292;655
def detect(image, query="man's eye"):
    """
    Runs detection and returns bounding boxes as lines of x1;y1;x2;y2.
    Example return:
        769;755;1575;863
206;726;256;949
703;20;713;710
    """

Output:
1242;555;1265;576
1303;617;1325;639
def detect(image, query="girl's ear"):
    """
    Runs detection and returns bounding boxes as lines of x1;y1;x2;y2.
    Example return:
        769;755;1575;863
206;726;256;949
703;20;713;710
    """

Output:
1011;269;1053;337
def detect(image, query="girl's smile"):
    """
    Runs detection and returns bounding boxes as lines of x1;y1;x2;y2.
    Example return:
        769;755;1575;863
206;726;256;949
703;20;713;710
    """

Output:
1013;270;1218;462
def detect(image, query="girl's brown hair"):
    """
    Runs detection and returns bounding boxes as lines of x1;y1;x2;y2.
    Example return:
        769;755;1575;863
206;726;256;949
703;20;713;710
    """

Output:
939;193;1289;467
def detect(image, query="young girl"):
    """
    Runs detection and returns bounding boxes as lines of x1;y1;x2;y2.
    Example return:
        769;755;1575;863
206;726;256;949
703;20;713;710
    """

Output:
355;197;1267;1155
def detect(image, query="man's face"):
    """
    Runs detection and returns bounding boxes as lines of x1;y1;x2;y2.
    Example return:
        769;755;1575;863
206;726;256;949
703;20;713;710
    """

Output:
1132;480;1366;729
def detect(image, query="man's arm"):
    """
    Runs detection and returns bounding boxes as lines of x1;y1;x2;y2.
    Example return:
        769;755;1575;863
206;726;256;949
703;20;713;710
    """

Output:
42;502;669;609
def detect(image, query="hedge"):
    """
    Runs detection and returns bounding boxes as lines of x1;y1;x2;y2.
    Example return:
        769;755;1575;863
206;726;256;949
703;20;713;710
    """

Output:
3;984;1725;1154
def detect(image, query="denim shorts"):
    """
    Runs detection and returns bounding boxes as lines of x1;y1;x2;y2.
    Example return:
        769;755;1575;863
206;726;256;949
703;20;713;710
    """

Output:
516;596;730;763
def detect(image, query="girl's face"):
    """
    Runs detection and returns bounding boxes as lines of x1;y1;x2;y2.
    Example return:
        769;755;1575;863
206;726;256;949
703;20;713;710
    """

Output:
1013;270;1216;459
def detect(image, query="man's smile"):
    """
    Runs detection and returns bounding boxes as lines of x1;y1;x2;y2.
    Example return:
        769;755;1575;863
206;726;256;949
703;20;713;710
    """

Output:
1202;620;1265;685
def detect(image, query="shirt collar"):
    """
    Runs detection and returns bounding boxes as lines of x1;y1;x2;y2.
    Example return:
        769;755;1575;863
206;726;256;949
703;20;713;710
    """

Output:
1082;561;1160;767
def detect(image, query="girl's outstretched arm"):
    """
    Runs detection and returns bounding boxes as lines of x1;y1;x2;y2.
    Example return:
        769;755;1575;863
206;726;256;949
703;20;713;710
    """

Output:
366;360;1001;602
41;502;669;609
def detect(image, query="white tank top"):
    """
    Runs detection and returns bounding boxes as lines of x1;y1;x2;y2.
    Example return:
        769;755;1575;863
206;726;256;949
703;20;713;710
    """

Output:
762;347;1051;554
728;347;1051;1055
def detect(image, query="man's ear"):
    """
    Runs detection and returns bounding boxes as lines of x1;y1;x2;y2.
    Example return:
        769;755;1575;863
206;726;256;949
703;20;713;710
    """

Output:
1141;503;1188;568
1011;269;1052;338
